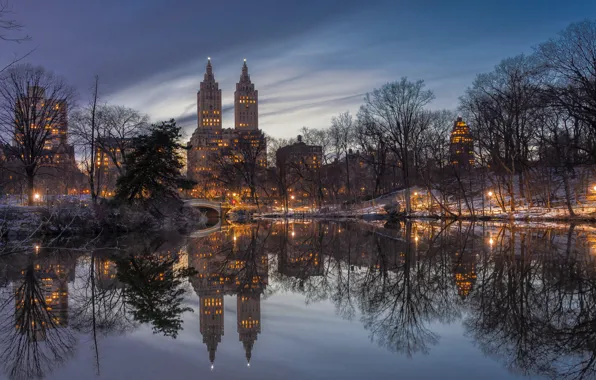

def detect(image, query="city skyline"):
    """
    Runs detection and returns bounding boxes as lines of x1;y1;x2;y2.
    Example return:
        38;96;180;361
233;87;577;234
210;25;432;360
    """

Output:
2;0;595;140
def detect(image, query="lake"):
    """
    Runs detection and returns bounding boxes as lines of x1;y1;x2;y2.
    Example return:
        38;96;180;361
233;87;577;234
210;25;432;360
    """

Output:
0;220;594;380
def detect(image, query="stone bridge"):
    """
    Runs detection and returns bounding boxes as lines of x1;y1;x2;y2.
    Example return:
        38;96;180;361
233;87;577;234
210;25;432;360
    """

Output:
184;199;231;220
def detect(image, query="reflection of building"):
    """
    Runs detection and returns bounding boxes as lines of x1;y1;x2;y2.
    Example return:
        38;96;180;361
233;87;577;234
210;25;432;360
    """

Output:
453;251;477;299
200;293;224;366
95;257;122;289
450;117;474;169
14;257;76;341
277;224;323;279
187;59;266;198
189;227;268;367
237;294;260;366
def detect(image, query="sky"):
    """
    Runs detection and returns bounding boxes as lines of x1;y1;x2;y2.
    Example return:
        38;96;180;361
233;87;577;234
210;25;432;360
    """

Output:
1;0;595;140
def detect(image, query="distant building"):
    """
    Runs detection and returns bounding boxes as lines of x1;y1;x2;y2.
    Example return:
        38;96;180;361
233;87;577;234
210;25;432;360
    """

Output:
450;117;474;169
275;135;322;201
95;136;134;195
187;58;266;199
3;86;82;196
13;86;74;165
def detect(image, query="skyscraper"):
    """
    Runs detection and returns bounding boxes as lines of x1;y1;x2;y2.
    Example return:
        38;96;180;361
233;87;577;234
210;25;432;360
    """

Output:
197;58;222;130
234;59;258;131
187;58;267;198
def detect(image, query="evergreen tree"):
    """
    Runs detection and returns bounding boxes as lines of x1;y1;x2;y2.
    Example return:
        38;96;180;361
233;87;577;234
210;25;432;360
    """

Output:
115;119;195;205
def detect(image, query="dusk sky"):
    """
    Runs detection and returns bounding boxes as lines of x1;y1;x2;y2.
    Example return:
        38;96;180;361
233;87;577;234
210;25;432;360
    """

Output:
2;0;595;140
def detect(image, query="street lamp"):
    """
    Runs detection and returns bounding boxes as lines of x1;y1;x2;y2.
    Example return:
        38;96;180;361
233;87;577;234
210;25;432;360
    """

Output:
291;195;295;200
34;193;40;202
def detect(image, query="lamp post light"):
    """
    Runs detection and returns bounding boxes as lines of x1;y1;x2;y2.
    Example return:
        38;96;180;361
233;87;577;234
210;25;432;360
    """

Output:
487;191;493;215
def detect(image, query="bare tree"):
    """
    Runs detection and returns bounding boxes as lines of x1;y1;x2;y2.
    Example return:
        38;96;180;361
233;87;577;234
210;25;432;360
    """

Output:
460;55;544;212
71;98;149;202
95;105;149;175
536;19;596;159
0;64;75;205
71;76;101;204
0;1;32;74
359;78;435;213
330;112;355;203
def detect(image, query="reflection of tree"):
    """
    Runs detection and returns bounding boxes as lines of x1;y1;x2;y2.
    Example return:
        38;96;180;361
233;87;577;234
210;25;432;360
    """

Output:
0;260;75;380
464;225;596;379
116;241;196;338
70;251;133;374
268;220;463;357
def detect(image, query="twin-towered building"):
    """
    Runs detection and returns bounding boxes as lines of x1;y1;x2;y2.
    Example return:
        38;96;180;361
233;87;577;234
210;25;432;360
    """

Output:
187;58;266;198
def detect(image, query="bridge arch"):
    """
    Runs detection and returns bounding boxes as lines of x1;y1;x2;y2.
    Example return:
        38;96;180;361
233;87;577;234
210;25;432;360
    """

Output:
184;199;231;225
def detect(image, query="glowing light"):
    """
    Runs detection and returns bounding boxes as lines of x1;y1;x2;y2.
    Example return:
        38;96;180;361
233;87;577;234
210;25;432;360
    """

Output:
211;364;214;371
247;362;250;367
291;231;295;237
233;236;237;241
291;195;295;200
233;193;237;197
208;57;211;60
414;192;418;196
34;193;40;200
244;58;246;62
415;236;419;242
487;191;493;197
593;185;596;192
489;238;494;245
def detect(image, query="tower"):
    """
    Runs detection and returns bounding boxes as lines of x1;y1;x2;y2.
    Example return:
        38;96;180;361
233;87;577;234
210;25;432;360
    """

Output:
450;116;474;169
197;58;222;130
234;59;258;131
237;293;261;366
199;294;224;367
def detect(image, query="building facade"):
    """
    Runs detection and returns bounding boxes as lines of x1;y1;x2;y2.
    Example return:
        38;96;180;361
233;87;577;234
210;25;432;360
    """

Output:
449;117;474;169
3;86;82;197
94;136;134;196
187;59;266;199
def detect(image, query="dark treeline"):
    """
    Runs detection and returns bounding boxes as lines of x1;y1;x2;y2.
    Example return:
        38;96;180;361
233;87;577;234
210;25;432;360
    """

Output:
262;20;596;217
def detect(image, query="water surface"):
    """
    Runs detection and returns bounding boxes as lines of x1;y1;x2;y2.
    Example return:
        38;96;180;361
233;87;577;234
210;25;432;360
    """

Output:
1;220;594;379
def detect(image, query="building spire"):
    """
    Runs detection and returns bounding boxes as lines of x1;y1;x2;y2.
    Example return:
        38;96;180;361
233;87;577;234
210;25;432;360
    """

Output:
205;57;214;81
240;58;250;83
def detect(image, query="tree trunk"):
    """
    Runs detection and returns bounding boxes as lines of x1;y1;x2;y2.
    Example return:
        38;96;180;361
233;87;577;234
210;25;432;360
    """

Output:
562;169;575;217
27;173;35;206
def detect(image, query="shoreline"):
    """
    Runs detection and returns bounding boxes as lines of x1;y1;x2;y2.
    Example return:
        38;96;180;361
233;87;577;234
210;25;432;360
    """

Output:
256;212;596;225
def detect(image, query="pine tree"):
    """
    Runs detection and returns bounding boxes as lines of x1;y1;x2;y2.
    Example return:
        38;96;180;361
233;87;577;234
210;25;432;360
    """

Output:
115;119;195;205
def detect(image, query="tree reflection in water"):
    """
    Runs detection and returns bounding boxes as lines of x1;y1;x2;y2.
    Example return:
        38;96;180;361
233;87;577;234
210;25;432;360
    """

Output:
0;222;595;379
0;248;76;380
